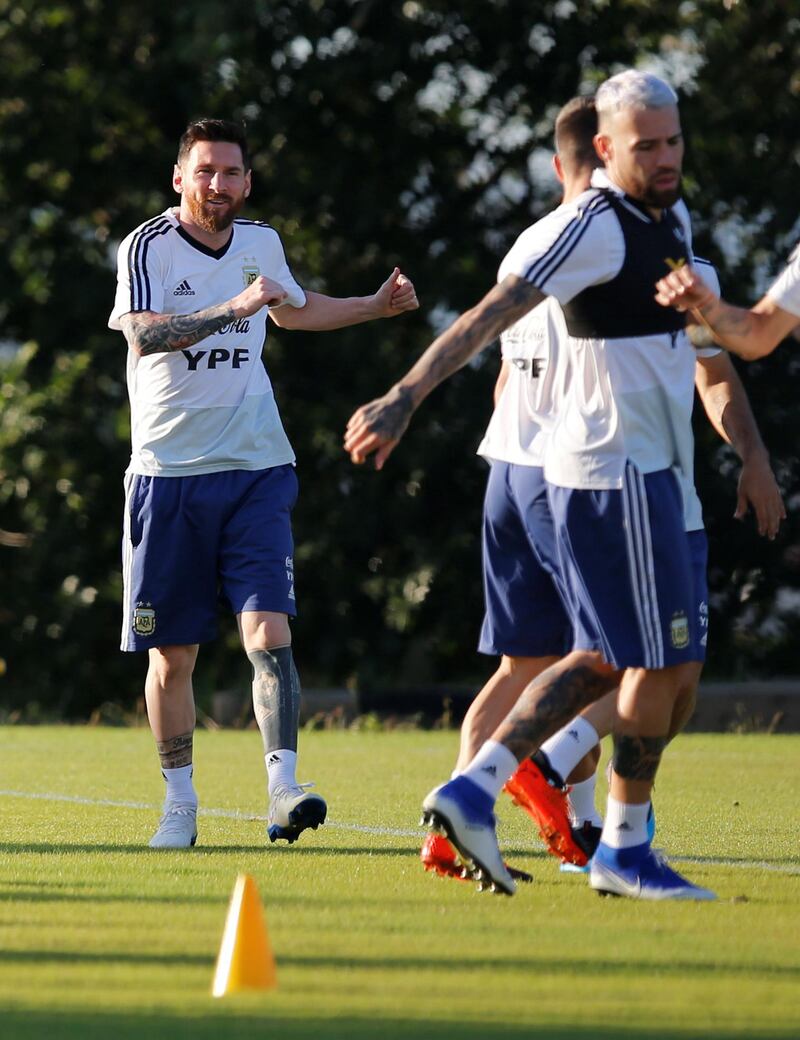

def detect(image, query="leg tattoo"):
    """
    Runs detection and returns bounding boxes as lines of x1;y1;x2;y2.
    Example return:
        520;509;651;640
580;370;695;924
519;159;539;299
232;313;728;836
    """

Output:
612;734;667;782
248;646;301;754
156;731;193;770
500;664;618;762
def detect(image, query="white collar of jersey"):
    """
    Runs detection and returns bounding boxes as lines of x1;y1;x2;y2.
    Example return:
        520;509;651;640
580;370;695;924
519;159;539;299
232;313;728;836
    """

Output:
590;168;662;224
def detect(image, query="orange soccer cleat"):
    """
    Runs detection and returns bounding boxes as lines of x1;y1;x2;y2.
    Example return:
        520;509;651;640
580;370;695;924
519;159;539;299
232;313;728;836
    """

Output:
504;752;588;866
420;831;471;881
420;830;534;885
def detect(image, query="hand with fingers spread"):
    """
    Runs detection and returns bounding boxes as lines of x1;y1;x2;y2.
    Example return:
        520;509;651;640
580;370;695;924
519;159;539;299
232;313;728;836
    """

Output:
735;452;786;540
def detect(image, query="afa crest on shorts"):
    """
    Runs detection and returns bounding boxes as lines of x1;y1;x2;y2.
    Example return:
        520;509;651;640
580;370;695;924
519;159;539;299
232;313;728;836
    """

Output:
670;611;689;650
242;258;260;288
132;602;156;637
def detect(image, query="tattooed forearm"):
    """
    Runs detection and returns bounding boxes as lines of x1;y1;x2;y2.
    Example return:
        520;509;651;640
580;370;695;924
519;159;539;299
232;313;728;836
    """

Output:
496;663;618;762
403;276;545;403
120;304;236;356
612;733;666;781
156;731;194;770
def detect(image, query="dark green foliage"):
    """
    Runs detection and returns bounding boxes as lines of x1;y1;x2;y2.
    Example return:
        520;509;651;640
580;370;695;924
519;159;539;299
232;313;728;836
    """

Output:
1;0;799;714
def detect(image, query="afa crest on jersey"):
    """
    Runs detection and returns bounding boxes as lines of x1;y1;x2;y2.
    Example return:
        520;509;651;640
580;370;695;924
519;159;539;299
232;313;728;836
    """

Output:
242;258;260;288
132;603;156;636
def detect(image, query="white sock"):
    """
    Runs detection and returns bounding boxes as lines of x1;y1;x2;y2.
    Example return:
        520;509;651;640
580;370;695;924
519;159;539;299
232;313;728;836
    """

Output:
266;748;298;795
567;775;602;826
539;716;600;784
162;764;197;808
460;740;519;800
600;795;651;849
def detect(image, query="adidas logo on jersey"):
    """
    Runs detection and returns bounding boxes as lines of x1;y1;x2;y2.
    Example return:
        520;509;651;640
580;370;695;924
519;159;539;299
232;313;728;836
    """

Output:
173;279;196;296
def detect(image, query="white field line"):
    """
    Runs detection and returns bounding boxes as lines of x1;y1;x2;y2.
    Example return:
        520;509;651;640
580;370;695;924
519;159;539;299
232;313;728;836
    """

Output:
0;788;416;839
1;788;798;876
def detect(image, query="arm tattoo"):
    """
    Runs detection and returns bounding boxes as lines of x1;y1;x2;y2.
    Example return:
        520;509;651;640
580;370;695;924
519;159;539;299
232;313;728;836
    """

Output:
156;731;194;770
120;304;236;356
612;734;667;782
405;277;545;402
497;664;618;761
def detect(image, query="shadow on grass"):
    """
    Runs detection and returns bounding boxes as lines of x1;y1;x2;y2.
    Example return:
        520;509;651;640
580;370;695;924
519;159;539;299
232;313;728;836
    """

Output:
0;1008;790;1040
0;842;426;856
0;948;797;982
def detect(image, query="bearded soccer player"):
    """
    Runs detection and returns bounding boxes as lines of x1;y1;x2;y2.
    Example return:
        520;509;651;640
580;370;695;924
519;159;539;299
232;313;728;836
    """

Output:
418;97;784;884
346;71;724;900
109;119;418;849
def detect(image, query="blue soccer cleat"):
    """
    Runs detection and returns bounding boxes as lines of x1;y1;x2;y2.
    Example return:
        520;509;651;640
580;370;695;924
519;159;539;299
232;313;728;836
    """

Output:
421;777;517;896
590;841;716;901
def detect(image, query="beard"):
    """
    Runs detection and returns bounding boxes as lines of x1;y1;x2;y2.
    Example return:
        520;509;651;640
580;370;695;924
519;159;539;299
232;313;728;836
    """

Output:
185;190;246;233
641;175;682;210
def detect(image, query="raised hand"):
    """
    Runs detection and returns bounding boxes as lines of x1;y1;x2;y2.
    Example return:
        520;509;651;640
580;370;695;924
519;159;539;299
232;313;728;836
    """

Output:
372;267;419;317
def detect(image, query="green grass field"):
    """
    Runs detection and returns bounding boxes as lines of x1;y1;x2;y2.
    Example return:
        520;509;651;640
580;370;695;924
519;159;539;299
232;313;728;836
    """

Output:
1;727;798;1040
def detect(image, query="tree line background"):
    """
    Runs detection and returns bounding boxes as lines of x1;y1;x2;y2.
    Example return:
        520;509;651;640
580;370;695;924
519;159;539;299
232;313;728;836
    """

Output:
2;0;800;718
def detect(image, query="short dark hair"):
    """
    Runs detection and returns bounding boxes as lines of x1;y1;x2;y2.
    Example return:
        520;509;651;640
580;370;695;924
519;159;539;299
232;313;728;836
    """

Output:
554;96;599;172
177;119;251;170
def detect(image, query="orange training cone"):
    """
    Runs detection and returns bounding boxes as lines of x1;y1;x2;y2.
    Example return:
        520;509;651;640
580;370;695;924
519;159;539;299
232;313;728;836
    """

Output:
211;873;277;997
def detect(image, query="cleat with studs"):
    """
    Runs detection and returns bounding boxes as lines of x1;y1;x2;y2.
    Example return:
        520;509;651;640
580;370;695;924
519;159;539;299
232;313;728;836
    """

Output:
420;778;517;896
268;782;327;843
504;752;589;865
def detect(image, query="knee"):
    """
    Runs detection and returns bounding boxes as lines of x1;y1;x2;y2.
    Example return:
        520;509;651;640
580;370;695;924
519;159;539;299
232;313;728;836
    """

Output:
150;645;197;685
241;613;291;651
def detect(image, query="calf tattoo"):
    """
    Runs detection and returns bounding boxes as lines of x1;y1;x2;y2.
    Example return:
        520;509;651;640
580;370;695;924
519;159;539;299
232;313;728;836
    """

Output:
156;731;193;770
612;734;667;781
500;664;618;761
248;647;300;754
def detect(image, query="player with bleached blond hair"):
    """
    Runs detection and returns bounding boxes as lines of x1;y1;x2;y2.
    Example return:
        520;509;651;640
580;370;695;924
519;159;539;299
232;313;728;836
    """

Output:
347;70;727;900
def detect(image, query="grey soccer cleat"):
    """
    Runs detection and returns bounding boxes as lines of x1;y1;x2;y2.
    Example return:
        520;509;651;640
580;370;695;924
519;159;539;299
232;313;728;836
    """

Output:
149;804;198;849
268;782;327;843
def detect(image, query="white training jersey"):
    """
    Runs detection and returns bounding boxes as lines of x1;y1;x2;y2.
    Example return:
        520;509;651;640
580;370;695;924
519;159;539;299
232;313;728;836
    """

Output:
476;298;568;467
501;169;700;500
108;207;307;477
766;242;800;318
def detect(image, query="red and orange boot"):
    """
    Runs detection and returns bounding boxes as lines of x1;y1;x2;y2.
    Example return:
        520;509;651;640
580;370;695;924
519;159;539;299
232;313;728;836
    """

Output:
420;832;470;881
504;752;588;866
420;831;533;884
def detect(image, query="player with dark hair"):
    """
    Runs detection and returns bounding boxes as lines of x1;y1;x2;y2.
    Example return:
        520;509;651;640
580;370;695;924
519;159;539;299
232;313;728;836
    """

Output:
109;118;418;849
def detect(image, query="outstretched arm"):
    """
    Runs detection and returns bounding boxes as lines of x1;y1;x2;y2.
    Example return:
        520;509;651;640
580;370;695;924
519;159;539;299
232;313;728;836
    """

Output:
344;274;546;469
656;265;799;360
269;268;418;331
694;351;785;538
119;275;289;357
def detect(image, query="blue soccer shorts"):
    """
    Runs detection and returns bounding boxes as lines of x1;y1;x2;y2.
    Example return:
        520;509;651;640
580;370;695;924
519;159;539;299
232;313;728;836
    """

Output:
121;464;298;651
479;461;573;658
547;463;705;670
